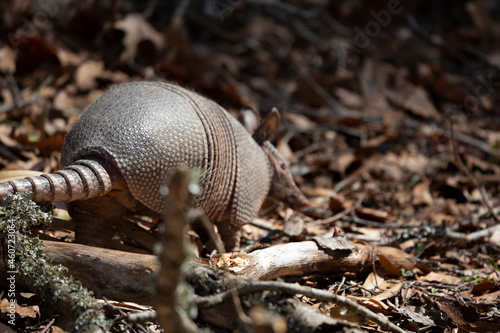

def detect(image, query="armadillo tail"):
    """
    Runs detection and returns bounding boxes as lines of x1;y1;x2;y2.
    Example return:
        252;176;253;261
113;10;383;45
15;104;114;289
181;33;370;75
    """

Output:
0;159;113;203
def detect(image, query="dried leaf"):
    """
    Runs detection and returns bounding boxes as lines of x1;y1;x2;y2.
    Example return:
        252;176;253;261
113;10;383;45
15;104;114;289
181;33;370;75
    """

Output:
417;272;462;285
114;13;164;63
75;60;105;91
0;46;16;73
412;180;433;206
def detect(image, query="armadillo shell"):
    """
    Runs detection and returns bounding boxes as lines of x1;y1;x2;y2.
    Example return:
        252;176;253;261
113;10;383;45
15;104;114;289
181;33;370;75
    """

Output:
60;81;271;226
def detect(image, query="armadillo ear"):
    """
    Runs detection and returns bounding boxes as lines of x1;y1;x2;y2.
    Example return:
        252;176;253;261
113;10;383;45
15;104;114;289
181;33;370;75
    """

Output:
253;108;281;144
238;107;260;134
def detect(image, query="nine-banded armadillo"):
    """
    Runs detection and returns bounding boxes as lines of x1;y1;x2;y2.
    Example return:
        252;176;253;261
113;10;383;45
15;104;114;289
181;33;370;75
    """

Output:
0;81;308;251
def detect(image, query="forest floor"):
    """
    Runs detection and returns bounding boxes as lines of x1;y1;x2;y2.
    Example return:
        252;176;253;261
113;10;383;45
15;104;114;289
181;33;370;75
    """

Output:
0;1;499;332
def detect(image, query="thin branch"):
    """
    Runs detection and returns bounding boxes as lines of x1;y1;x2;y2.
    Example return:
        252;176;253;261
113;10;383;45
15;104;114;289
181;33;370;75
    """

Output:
196;280;409;333
0;75;52;114
449;118;500;222
446;223;500;241
292;63;343;116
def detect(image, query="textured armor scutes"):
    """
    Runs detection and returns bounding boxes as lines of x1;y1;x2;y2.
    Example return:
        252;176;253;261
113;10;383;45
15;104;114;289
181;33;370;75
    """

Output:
60;81;267;225
61;82;208;213
229;116;272;226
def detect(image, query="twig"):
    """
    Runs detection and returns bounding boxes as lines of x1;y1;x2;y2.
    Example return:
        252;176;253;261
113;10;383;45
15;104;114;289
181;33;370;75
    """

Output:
0;75;52;114
39;318;56;333
6;74;22;107
105;299;147;333
404;11;500;73
446;223;500;241
196;280;409;333
250;0;319;20
142;0;159;19
127;310;157;324
293;141;329;159
461;206;500;224
173;0;191;18
292;63;342;116
291;107;500;158
452;131;500;159
188;12;261;46
449;118;500;223
332;177;354;195
250;220;281;233
289;17;330;51
306;207;350;226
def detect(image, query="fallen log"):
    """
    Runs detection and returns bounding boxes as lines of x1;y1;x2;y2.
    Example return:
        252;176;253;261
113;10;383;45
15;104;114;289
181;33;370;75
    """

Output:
0;238;415;304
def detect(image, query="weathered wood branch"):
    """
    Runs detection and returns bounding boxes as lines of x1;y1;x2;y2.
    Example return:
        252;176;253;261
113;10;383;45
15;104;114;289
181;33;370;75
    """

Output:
0;238;415;304
212;238;415;280
0;237;414;331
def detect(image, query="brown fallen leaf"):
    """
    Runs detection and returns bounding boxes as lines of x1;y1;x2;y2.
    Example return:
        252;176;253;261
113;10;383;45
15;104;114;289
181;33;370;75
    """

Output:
333;87;364;109
11;35;60;74
471;279;498;295
412;180;434;206
354;207;393;223
0;298;40;320
372;282;403;301
473;289;500;305
114;13;164;64
0;46;16;73
75;60;105;91
362;272;385;291
416;271;462;285
437;301;474;326
384;83;442;121
397;305;435;327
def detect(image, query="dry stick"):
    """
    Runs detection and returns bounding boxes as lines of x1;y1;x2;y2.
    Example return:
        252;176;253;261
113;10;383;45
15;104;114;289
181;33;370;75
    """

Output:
446;223;500;241
102;299;140;331
6;74;22;107
0;75;52;114
452;130;500;159
127;310;157;325
39;318;56;333
196;280;409;333
446;119;500;241
173;0;191;17
142;0;159;18
156;168;199;333
292;63;342;116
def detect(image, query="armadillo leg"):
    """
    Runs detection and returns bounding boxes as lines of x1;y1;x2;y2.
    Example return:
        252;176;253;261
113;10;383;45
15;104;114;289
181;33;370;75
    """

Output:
217;221;242;252
67;196;127;248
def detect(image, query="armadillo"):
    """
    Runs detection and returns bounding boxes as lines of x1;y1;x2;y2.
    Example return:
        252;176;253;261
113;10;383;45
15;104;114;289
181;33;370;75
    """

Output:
0;81;308;251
